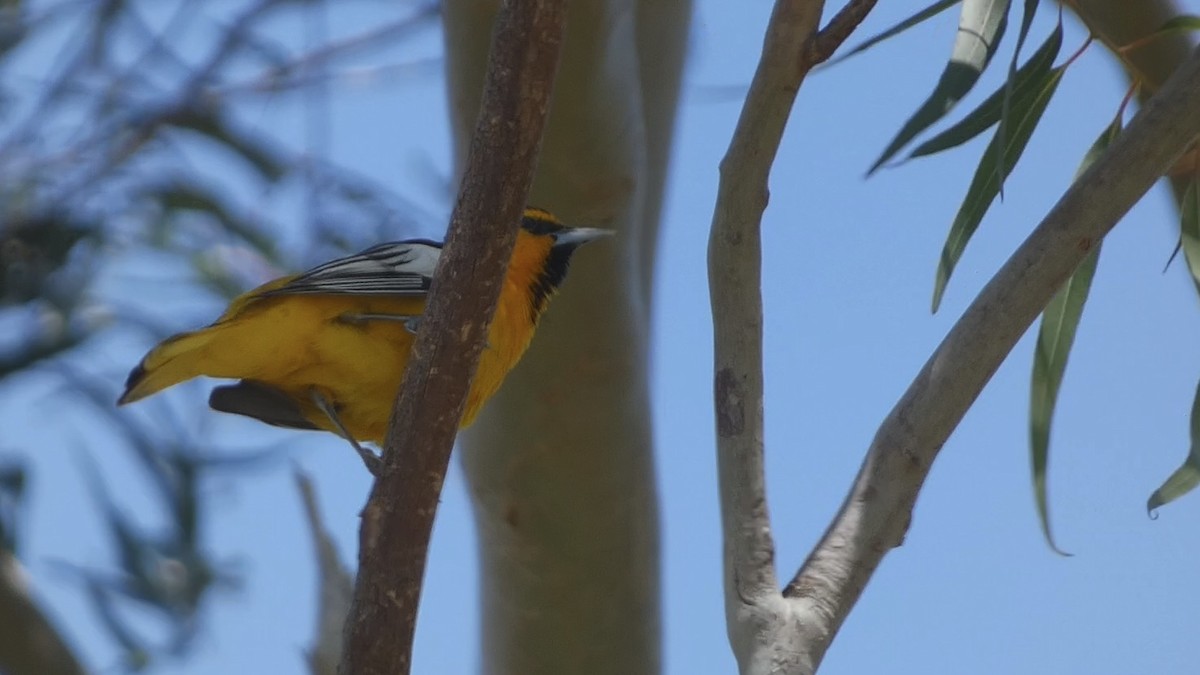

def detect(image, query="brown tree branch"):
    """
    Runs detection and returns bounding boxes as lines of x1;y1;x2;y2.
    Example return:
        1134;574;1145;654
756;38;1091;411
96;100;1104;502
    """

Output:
0;551;87;675
338;1;566;673
807;0;879;64
781;45;1200;673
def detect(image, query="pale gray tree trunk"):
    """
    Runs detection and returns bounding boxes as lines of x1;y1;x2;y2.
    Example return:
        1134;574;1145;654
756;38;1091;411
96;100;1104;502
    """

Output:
443;1;690;674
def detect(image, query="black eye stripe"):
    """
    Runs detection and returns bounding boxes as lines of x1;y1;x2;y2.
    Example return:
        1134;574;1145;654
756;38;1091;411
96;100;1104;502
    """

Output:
521;210;566;236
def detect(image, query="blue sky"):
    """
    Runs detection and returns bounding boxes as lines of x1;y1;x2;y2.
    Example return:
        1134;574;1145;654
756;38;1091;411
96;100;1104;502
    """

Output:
6;1;1200;673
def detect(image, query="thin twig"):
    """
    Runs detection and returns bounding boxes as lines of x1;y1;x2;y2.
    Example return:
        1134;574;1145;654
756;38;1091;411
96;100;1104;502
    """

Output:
806;0;879;64
338;1;566;673
293;469;352;675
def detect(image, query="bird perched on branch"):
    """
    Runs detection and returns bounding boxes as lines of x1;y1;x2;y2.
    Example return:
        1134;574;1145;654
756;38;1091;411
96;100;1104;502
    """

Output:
118;208;608;470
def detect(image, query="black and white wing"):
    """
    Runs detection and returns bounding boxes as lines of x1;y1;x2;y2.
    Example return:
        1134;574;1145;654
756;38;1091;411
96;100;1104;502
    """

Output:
266;239;442;296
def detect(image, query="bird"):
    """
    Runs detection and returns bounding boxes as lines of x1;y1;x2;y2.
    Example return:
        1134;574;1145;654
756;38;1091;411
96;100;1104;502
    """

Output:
118;208;609;471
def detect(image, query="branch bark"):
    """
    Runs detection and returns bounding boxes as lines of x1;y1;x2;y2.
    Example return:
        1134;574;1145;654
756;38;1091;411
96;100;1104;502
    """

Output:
443;0;690;672
782;46;1200;667
338;2;565;673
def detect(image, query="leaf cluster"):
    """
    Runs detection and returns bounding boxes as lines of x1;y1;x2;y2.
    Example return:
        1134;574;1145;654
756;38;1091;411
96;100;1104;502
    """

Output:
836;0;1200;547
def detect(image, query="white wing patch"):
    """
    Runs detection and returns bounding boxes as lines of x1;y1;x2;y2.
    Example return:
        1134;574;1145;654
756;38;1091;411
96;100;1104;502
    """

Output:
267;240;442;296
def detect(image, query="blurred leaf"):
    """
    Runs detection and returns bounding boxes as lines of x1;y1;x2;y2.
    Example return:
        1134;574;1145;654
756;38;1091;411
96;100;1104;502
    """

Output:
0;5;29;62
931;61;1064;312
995;0;1039;196
1153;14;1200;35
72;444;219;636
0;330;85;380
0;460;26;553
58;367;276;545
83;578;154;671
168;109;288;183
87;0;124;66
57;367;180;507
909;24;1061;159
154;181;279;260
825;0;961;66
1028;115;1121;552
76;452;158;602
869;0;1010;173
1;213;93;304
1148;378;1200;513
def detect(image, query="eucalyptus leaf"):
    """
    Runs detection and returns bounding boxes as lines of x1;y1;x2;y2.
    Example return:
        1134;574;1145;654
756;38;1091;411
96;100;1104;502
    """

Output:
995;0;1040;195
1148;175;1200;514
908;24;1061;159
1029;247;1099;554
1177;173;1200;294
1027;114;1120;552
1153;14;1200;35
868;0;1010;173
932;62;1064;312
825;0;962;66
1148;377;1200;513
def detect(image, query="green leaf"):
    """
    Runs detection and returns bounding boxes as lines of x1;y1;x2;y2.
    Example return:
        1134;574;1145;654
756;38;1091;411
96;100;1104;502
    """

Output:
868;0;1010;173
1152;173;1200;514
1177;173;1200;295
1028;116;1120;552
995;0;1040;195
1148;378;1200;513
931;62;1064;312
825;0;962;66
1153;14;1200;35
1030;245;1097;555
908;24;1062;159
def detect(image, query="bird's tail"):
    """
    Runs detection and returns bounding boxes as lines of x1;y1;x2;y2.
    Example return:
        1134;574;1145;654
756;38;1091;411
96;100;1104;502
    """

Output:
118;327;222;405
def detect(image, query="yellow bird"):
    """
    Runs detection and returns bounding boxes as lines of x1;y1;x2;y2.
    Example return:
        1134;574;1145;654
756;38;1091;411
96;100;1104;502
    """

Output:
118;208;607;468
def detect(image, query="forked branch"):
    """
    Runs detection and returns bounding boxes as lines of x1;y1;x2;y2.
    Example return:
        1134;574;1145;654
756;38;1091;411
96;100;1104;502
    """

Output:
707;0;877;673
710;0;1200;673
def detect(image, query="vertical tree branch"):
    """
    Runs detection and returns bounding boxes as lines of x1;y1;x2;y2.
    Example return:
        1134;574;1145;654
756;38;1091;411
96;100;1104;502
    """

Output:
708;0;875;672
339;2;566;673
709;0;822;629
784;46;1200;671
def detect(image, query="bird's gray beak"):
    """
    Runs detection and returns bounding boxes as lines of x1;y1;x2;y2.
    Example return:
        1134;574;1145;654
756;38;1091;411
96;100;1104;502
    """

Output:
553;227;614;247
